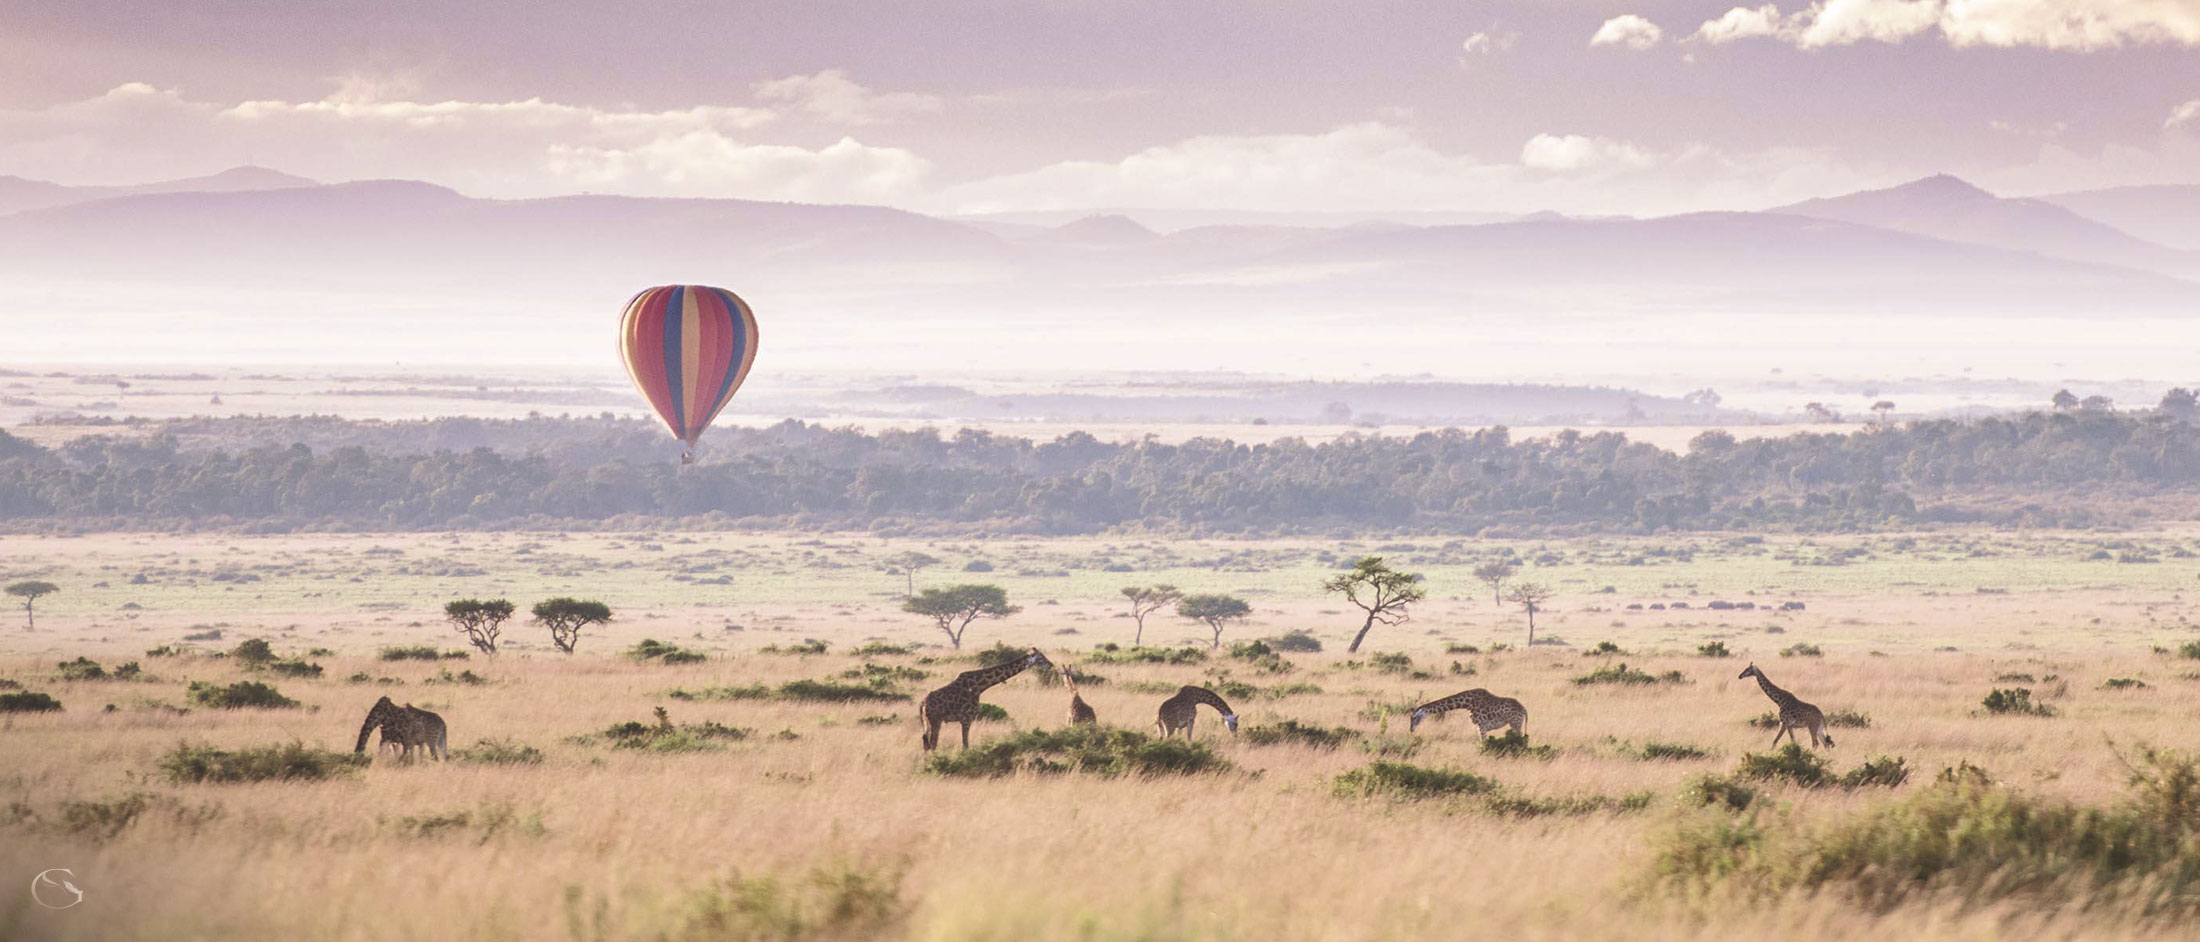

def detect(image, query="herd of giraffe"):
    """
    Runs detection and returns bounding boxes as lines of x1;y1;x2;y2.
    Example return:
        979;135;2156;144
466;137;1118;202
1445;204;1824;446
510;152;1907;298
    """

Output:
349;643;1838;761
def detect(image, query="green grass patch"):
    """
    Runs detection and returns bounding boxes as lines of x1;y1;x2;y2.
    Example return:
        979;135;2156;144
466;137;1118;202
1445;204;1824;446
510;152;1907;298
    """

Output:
1983;687;2055;716
1779;643;1824;658
628;638;707;664
1242;719;1361;750
161;742;367;783
186;680;298;709
1573;662;1686;686
1748;710;1871;730
2102;677;2150;690
1480;730;1560;760
454;738;545;765
1084;643;1206;665
1697;641;1732;658
1641;741;1714;761
921;725;1231;778
1333;760;1501;801
1;690;63;712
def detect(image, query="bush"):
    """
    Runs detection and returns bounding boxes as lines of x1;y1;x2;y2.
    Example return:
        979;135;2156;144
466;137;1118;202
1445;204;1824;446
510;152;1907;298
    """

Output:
1697;641;1731;658
0;690;63;712
58;792;156;838
1839;755;1910;788
1585;641;1628;656
850;642;913;656
379;645;445;661
922;725;1231;778
56;657;109;681
1226;640;1294;674
672;862;908;942
1683;773;1757;811
1650;747;2200;917
760;639;830;656
2102;677;2150;690
269;659;323;678
600;710;753;753
1085;643;1206;665
2179;640;2200;659
161;742;367;783
1481;730;1559;760
187;680;298;709
1363;652;1414;675
1982;687;2055;716
230;638;276;665
1242;720;1360;750
1748;710;1871;730
629;638;707;664
668;684;772;702
1333;760;1501;801
1641;741;1712;761
1444;642;1481;654
1265;630;1324;652
1779;643;1823;657
975;703;1010;722
454;738;546;765
1483;791;1654;818
1573;662;1685;686
776;679;911;703
1735;743;1833;788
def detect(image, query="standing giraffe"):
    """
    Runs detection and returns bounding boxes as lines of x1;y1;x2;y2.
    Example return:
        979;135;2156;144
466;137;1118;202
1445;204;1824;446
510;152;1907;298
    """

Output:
1066;668;1097;725
920;648;1055;751
1408;688;1526;735
355;696;448;761
1738;663;1834;749
1155;686;1238;739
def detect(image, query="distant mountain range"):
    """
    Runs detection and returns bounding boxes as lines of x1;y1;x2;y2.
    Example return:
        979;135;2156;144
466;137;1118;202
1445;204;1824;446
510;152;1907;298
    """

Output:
1;165;2196;327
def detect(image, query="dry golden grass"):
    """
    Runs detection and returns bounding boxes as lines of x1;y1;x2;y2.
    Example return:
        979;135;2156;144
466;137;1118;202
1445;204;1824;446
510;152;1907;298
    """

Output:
5;530;2200;939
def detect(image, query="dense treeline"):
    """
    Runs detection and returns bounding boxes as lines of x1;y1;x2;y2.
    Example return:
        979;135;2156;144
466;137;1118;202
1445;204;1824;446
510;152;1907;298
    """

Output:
2;410;2197;534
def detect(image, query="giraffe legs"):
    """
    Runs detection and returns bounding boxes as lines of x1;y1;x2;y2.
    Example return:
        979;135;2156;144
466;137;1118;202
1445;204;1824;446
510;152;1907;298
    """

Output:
1770;725;1790;749
959;720;972;749
922;719;941;752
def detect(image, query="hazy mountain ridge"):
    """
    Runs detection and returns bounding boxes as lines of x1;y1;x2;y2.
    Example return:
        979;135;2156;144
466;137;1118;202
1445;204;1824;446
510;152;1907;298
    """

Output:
1773;175;2199;278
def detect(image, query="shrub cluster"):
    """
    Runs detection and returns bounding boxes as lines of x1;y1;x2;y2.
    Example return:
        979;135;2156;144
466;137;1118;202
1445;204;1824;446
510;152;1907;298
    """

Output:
921;726;1230;778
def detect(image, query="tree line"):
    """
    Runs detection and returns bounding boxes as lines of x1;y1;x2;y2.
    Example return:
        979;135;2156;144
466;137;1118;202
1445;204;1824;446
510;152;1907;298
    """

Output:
3;407;2198;534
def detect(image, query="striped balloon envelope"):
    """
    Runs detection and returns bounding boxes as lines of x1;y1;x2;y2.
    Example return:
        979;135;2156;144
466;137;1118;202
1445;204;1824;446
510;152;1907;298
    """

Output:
617;285;760;462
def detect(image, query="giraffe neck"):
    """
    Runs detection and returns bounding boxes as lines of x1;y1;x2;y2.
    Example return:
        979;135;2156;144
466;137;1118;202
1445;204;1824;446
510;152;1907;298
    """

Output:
960;658;1032;694
1753;672;1801;708
1183;687;1233;714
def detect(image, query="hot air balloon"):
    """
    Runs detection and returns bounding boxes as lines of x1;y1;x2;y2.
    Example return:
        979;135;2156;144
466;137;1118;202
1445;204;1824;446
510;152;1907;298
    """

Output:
618;285;760;463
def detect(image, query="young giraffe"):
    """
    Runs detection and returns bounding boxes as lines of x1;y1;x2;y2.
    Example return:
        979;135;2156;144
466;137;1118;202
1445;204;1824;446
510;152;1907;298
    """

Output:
355;696;449;761
1738;662;1834;749
1065;668;1097;725
920;648;1055;751
1407;688;1526;735
1155;686;1238;739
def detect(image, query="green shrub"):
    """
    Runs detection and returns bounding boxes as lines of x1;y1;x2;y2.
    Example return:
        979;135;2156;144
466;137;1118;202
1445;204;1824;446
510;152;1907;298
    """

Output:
2179;641;2200;660
1697;641;1732;658
0;690;63;712
269;659;323;678
1085;643;1206;665
760;639;830;656
1242;720;1360;750
1779;643;1823;658
849;642;913;656
1444;642;1481;654
1682;773;1757;811
1264;630;1323;652
58;792;155;838
1573;662;1684;686
1982;687;2055;716
1736;743;1833;788
1839;755;1910;788
1585;640;1627;656
1333;760;1500;801
975;703;1010;722
1480;730;1559;760
600;711;753;753
1641;741;1712;761
1995;672;2037;683
776;679;910;703
379;645;444;661
230;638;277;666
841;663;928;684
2102;677;2150;690
187;680;298;710
1937;760;1993;787
668;684;771;702
921;725;1231;778
1748;710;1871;730
1363;652;1414;675
1226;640;1294;674
672;862;908;942
161;742;367;783
1483;791;1654;818
56;656;108;681
454;738;546;765
145;645;184;658
629;638;707;664
1259;682;1323;698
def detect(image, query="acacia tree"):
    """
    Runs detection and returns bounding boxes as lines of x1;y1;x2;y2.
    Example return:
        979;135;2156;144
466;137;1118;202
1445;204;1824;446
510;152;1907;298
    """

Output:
2051;389;2079;411
904;584;1020;649
533;597;613;654
884;551;941;598
1121;584;1184;645
1176;594;1251;650
7;581;57;629
1471;560;1517;606
1505;582;1555;645
2162;388;2199;423
1323;556;1426;653
444;598;516;655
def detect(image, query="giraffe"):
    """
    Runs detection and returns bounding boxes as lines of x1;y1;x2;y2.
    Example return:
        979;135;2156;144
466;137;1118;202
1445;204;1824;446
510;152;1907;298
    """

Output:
1155;686;1238;739
1407;688;1526;735
1738;663;1834;749
1066;668;1097;725
355;696;449;761
920;648;1055;751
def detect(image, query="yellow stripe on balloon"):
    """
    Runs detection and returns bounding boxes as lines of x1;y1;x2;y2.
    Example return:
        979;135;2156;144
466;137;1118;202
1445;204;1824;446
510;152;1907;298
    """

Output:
680;291;704;437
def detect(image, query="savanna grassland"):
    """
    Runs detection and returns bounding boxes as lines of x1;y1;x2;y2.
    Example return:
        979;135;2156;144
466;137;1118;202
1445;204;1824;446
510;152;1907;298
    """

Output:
7;529;2200;941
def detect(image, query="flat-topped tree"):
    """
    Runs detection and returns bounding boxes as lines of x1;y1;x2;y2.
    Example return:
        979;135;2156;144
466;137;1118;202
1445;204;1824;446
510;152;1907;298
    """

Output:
1505;582;1554;645
7;581;57;630
1472;559;1517;606
1121;584;1183;645
533;597;612;654
1177;594;1251;650
444;598;515;655
1324;556;1426;653
885;551;941;598
904;584;1019;649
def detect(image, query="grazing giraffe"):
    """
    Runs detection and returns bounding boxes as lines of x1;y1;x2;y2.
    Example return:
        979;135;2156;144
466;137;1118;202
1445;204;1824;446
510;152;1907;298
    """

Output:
1408;688;1526;735
355;696;449;761
1155;686;1238;739
1066;668;1098;725
920;649;1055;751
1738;663;1834;749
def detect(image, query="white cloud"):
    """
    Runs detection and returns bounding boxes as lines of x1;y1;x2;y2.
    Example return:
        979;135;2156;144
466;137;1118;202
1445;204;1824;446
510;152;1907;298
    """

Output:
1692;0;2200;49
1591;14;1668;49
752;69;944;125
0;82;932;203
1462;29;1521;55
2171;99;2200;128
1520;134;1656;171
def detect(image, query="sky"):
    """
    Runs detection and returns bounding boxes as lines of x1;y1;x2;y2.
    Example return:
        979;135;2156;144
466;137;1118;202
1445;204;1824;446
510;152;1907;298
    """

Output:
1;0;2197;215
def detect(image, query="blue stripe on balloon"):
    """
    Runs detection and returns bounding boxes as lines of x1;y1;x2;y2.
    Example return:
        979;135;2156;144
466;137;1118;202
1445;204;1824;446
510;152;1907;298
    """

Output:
661;286;688;439
709;287;748;412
